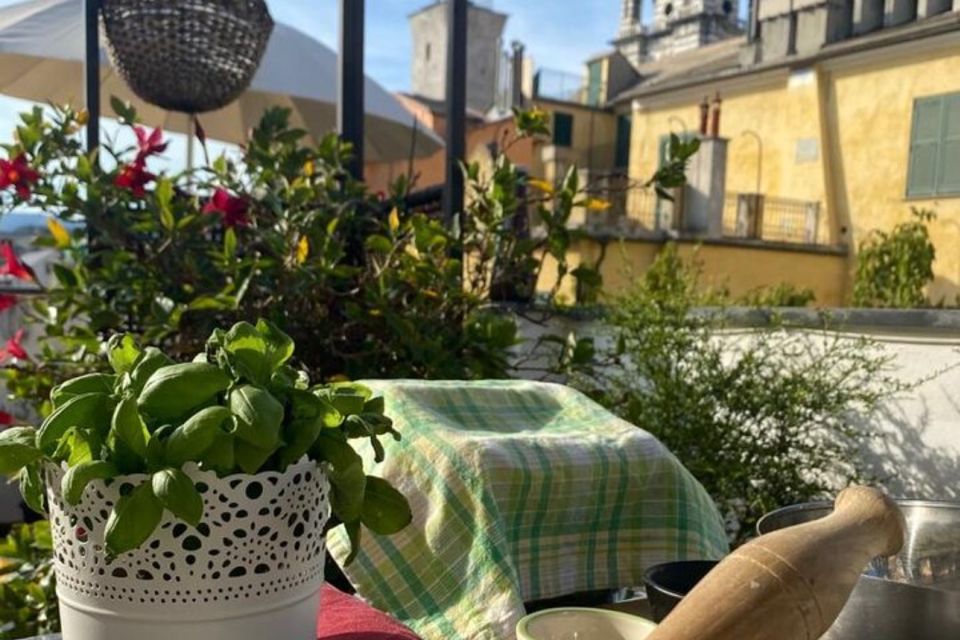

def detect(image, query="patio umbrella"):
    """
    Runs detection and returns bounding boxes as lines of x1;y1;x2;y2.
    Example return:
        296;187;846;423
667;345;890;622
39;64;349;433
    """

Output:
0;0;442;163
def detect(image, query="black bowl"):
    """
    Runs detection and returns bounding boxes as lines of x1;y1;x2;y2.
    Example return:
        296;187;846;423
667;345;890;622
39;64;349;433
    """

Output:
642;560;719;623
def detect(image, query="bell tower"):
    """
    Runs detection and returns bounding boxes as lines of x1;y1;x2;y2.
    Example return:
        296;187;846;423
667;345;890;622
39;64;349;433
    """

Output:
619;0;643;36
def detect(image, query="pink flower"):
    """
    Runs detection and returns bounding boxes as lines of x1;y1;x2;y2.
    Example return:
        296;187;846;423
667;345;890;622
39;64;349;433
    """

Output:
203;188;250;228
0;294;16;312
0;328;28;363
114;162;156;197
0;242;33;281
134;126;168;161
0;154;40;199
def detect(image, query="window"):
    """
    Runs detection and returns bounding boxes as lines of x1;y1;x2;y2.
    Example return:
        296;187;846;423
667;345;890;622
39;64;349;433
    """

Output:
615;114;632;169
907;92;960;197
553;112;574;147
587;61;604;107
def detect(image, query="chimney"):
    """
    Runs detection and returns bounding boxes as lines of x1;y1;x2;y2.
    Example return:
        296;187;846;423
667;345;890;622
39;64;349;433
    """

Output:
511;41;525;108
699;97;710;136
709;93;723;138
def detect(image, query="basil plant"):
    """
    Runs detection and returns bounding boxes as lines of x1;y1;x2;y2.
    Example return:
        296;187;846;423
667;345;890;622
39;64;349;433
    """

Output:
0;319;411;560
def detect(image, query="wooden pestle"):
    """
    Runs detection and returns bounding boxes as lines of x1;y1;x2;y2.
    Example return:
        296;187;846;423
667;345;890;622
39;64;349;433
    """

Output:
647;486;906;640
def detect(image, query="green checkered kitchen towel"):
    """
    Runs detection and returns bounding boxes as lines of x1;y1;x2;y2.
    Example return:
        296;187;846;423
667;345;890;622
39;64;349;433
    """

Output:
327;380;728;640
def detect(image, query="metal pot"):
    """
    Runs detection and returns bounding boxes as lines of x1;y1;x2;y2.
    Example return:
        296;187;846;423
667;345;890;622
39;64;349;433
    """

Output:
757;500;960;640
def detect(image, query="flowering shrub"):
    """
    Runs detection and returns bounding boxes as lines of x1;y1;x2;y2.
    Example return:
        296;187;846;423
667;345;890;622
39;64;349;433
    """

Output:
0;103;696;419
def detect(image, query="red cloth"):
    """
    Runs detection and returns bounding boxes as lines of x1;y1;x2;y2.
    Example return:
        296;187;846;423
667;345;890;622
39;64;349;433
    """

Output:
317;583;421;640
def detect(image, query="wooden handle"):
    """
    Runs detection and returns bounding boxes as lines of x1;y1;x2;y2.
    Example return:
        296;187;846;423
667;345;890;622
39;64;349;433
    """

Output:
647;486;905;640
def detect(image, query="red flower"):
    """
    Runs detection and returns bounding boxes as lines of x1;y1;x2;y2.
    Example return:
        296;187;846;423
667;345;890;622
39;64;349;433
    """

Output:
0;294;16;312
114;161;156;197
203;188;250;228
0;328;28;363
0;242;33;281
0;154;40;199
134;126;168;161
0;411;14;426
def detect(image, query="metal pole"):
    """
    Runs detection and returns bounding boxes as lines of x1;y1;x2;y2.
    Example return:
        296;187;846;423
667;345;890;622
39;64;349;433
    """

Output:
443;0;467;253
84;0;100;155
338;0;365;180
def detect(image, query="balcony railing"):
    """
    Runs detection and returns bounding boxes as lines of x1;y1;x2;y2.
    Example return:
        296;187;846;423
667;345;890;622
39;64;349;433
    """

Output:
533;68;606;107
722;193;821;244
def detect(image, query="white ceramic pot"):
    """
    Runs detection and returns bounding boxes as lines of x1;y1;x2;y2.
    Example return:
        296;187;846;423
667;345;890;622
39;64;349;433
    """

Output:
45;459;330;640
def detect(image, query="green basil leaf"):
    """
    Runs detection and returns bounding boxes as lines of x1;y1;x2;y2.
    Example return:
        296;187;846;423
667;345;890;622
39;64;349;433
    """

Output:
127;347;174;395
37;392;114;454
312;432;366;522
229;385;283;450
110;396;150;457
277;417;323;470
360;476;412;535
234;439;277;475
20;461;46;514
50;373;116;407
0;427;42;476
62;460;116;506
165;406;232;467
343;520;363;566
199;431;236;475
255;318;294;372
51;426;100;467
151;469;203;526
138;363;231;423
106;334;141;375
105;482;163;556
218;321;271;385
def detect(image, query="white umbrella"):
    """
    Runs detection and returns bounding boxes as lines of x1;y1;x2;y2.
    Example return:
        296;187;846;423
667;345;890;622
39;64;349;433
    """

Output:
0;0;442;163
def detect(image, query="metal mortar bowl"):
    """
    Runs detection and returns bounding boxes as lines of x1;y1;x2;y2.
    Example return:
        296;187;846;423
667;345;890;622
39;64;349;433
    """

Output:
758;500;960;640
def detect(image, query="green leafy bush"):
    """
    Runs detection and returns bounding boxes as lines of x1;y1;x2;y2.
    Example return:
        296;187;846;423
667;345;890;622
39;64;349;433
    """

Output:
0;521;58;639
0;319;410;559
739;282;816;308
853;208;936;308
580;244;906;542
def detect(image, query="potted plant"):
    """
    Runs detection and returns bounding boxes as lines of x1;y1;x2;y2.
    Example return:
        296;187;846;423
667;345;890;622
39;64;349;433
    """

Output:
0;319;411;640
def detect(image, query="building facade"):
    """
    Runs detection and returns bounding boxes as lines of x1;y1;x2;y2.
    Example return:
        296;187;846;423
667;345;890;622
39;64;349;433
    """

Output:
530;1;960;306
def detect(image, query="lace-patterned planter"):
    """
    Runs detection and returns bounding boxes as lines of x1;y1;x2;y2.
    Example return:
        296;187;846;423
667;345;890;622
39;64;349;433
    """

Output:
45;458;330;640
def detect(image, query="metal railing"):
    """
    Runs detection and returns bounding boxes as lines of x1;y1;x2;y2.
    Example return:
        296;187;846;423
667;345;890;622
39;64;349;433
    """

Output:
723;193;821;244
533;68;607;107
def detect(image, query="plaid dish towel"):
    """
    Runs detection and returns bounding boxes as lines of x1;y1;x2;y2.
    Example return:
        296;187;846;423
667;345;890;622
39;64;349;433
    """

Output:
327;380;728;640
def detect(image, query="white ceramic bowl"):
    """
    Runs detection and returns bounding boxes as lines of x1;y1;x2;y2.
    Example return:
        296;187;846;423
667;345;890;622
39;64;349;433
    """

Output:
517;607;657;640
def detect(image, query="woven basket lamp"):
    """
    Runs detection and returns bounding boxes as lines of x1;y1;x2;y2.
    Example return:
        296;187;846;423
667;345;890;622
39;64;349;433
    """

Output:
101;0;274;114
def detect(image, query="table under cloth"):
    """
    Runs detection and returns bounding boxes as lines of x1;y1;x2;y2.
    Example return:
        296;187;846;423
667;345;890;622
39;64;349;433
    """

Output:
327;380;728;640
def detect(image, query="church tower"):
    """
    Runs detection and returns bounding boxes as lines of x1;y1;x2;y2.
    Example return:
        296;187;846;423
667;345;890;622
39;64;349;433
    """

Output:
614;0;742;68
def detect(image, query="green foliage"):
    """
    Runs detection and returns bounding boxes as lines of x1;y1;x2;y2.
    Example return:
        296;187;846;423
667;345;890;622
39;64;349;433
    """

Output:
853;208;936;308
0;320;410;558
0;521;58;639
579;244;906;542
739;282;816;308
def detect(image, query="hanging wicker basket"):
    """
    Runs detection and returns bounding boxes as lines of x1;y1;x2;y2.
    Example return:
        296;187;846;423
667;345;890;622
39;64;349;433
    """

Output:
101;0;274;114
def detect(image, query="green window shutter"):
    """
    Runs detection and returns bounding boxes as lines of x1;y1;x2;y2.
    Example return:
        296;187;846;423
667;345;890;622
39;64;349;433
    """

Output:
615;115;632;169
553;112;574;147
937;94;960;194
587;62;603;107
907;96;943;197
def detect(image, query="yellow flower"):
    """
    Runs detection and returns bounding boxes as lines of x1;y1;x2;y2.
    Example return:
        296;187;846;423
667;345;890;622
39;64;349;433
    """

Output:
47;217;71;248
388;207;400;233
528;178;554;195
296;236;309;265
303;160;315;177
75;110;90;126
585;198;612;212
404;242;421;260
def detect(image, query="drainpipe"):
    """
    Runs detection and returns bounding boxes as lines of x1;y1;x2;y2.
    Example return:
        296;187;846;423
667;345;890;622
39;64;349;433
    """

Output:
747;0;761;42
699;96;710;136
710;93;723;138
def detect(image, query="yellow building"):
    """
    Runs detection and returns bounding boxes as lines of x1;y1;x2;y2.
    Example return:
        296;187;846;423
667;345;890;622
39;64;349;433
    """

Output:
530;4;960;307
